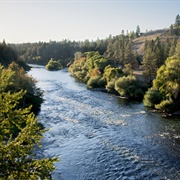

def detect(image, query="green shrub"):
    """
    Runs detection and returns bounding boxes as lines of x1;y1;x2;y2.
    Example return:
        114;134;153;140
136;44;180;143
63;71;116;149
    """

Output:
87;76;101;89
115;75;145;100
46;58;62;71
106;80;116;93
143;88;163;108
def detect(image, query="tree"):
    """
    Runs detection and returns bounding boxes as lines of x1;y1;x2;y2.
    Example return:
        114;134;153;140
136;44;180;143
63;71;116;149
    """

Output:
46;58;63;71
0;41;18;67
115;75;145;100
124;40;138;68
175;14;180;27
175;38;180;59
154;37;164;68
169;36;178;57
0;90;58;179
136;25;141;37
143;57;180;112
142;45;157;86
169;24;174;36
142;38;165;86
0;63;43;114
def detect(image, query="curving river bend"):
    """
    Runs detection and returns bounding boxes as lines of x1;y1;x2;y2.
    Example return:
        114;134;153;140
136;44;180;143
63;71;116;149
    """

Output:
28;65;180;180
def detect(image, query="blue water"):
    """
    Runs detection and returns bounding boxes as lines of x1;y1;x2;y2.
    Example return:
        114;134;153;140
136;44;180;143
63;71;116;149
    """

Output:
29;65;180;180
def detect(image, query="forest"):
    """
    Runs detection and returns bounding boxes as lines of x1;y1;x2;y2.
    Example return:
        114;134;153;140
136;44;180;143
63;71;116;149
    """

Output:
9;14;180;113
0;14;180;179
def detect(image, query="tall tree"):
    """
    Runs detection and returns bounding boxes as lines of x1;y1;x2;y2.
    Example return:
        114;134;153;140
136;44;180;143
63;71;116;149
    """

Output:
136;25;141;37
142;48;156;85
169;36;178;57
175;14;180;27
175;38;180;59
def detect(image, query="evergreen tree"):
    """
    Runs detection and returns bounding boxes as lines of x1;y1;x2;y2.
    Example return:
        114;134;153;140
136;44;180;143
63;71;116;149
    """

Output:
163;38;171;60
154;37;164;68
175;14;180;27
136;25;141;37
169;36;178;57
175;38;180;59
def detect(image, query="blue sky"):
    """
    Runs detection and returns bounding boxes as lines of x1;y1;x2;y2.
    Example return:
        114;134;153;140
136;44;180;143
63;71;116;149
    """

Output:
0;0;179;43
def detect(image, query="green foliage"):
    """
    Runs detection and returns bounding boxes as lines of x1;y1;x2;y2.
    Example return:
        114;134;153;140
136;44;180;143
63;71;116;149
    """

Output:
105;35;138;67
175;38;180;59
0;63;43;114
106;80;117;94
115;75;145;100
0;90;58;179
46;58;63;71
94;58;108;71
143;57;180;112
142;37;165;85
11;39;108;66
69;51;107;88
0;41;18;67
143;87;163;107
103;66;123;92
87;75;106;89
175;14;180;27
136;25;141;37
122;63;133;75
169;15;180;36
103;66;123;82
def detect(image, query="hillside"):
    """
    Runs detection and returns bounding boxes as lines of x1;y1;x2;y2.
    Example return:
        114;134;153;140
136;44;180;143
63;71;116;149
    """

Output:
132;28;170;55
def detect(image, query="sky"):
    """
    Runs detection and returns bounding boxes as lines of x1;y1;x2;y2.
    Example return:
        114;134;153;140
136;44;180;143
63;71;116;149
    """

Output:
0;0;179;43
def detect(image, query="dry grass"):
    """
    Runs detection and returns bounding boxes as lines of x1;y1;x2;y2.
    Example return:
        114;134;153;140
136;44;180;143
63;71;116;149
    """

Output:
132;28;170;55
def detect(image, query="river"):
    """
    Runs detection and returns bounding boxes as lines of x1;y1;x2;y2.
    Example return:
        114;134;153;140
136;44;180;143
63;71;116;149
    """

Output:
28;65;180;180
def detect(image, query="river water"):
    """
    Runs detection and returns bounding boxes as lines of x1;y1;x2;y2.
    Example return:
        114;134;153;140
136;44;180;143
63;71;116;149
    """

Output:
28;65;180;180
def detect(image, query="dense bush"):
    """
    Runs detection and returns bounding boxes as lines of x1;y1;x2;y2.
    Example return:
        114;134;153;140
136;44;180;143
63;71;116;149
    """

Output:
115;75;146;100
46;58;63;71
69;51;107;88
143;87;163;107
69;51;147;100
143;56;180;112
0;62;43;114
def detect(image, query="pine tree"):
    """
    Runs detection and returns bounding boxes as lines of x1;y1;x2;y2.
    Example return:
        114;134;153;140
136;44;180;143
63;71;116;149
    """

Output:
136;25;141;37
142;45;157;86
169;36;178;57
175;38;180;59
175;14;180;27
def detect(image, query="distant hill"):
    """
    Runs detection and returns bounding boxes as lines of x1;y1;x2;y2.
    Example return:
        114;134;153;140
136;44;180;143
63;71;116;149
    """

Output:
132;28;171;56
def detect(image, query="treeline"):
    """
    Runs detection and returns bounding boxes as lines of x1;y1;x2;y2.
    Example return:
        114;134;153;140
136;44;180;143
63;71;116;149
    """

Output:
0;40;30;70
69;36;180;113
68;14;180;113
8;14;180;114
10;39;108;66
10;25;143;68
10;27;179;72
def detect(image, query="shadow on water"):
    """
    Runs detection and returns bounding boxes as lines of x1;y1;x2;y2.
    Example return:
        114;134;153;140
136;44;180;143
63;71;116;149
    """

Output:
28;65;180;180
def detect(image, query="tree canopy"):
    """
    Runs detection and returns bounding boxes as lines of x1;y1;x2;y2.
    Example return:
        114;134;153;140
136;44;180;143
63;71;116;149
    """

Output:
144;56;180;113
46;58;63;71
0;90;58;179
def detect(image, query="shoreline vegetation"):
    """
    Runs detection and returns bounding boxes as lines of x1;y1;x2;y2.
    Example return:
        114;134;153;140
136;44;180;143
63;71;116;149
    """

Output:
0;14;180;179
0;44;58;179
9;14;180;114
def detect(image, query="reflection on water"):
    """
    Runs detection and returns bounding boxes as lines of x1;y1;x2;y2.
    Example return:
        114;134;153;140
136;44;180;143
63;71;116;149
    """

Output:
28;65;180;180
